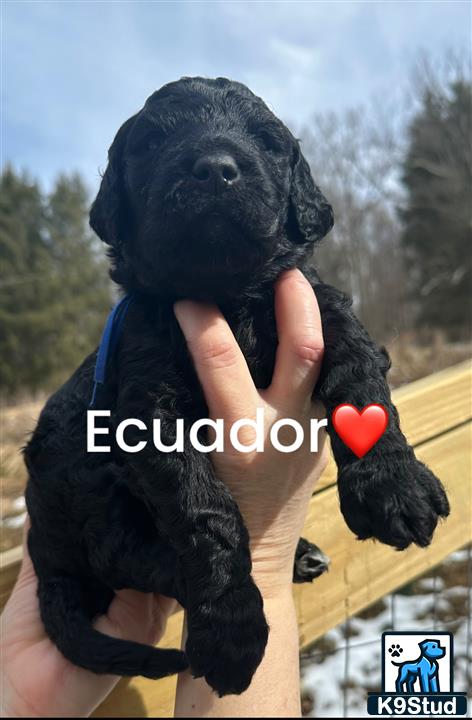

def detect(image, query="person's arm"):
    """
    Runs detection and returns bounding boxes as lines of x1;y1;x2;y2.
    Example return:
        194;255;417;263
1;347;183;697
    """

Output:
0;519;178;718
174;269;327;717
175;590;301;718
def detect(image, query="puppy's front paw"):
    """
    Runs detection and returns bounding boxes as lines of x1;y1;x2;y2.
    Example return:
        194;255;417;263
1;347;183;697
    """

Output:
338;451;450;550
185;577;269;696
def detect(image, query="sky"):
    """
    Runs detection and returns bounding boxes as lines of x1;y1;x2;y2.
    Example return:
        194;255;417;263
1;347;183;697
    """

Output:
2;0;470;195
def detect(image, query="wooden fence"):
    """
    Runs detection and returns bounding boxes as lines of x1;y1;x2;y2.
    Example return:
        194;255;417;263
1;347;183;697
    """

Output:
1;360;471;717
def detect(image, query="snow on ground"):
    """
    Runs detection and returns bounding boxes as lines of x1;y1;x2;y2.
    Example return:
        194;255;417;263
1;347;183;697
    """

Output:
301;548;471;718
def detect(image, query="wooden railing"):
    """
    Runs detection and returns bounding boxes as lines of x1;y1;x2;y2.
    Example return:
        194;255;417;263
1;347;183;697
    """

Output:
1;361;471;717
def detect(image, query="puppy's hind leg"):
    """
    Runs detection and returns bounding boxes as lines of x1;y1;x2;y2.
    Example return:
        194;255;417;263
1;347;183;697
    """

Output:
293;537;330;583
82;471;183;602
36;572;188;679
127;441;269;697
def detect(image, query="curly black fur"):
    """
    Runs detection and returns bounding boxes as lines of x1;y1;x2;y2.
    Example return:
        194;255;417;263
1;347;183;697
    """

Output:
25;77;449;696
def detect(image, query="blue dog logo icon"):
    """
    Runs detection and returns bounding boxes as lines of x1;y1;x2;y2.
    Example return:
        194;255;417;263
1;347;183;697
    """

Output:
392;639;445;694
367;631;468;715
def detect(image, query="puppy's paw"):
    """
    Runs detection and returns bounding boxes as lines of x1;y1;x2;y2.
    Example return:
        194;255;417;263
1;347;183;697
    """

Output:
338;452;450;550
293;538;330;583
185;577;269;696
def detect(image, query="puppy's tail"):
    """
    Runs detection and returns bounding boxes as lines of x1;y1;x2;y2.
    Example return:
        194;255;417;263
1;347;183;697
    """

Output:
38;575;188;679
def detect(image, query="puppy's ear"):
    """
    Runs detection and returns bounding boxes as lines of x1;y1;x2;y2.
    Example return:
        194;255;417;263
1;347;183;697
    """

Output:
288;144;334;245
90;114;138;247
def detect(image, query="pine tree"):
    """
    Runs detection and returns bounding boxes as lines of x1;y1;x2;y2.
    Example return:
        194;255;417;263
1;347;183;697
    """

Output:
45;173;111;379
0;167;53;395
0;168;111;396
401;80;472;336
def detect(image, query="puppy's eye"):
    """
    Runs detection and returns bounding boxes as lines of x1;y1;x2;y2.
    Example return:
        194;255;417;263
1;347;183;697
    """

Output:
257;129;284;154
128;131;163;155
148;137;160;152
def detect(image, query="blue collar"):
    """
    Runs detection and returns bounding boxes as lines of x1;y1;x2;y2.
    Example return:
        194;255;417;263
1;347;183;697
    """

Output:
89;295;133;408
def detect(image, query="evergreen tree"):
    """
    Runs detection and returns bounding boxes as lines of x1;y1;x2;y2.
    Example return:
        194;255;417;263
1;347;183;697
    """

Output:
0;168;111;396
401;80;472;336
0;167;53;395
45;173;111;378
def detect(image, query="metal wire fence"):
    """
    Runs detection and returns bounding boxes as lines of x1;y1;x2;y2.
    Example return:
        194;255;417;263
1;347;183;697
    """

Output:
300;544;472;718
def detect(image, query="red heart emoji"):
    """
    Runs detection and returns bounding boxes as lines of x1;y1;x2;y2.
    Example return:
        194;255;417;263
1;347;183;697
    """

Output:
332;404;388;458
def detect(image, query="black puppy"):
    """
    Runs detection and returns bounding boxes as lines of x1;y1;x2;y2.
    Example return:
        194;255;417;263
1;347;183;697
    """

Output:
25;77;449;696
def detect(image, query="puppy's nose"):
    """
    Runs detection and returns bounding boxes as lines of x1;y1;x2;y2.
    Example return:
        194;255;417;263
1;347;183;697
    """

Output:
192;153;240;190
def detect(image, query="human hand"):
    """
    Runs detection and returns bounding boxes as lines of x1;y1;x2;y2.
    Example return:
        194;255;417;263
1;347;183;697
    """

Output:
174;268;328;597
1;521;177;718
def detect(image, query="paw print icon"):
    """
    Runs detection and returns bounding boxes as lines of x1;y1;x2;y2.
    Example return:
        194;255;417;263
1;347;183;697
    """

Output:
388;643;403;658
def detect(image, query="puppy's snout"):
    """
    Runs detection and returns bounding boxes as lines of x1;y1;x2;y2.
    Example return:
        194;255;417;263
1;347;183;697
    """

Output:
192;153;240;191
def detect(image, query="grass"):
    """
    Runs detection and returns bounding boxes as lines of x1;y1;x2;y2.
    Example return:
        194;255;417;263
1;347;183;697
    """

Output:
1;399;43;550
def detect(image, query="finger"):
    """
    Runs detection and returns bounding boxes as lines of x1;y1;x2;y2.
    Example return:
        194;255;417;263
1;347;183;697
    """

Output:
154;593;179;618
96;589;155;643
268;269;324;407
174;301;260;425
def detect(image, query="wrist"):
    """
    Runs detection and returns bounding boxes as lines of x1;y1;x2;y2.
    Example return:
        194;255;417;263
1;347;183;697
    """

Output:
245;516;308;599
251;547;296;600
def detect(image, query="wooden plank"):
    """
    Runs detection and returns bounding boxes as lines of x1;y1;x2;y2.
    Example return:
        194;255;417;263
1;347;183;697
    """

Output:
393;359;471;447
295;423;472;647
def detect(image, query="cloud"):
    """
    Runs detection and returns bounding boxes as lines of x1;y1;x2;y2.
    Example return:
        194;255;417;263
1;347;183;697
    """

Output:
2;0;469;193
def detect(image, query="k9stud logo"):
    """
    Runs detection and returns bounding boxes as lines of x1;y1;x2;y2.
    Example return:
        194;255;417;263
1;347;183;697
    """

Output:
367;631;468;716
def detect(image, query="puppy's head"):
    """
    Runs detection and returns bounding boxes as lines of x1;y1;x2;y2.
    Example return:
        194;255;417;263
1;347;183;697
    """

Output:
90;77;333;300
